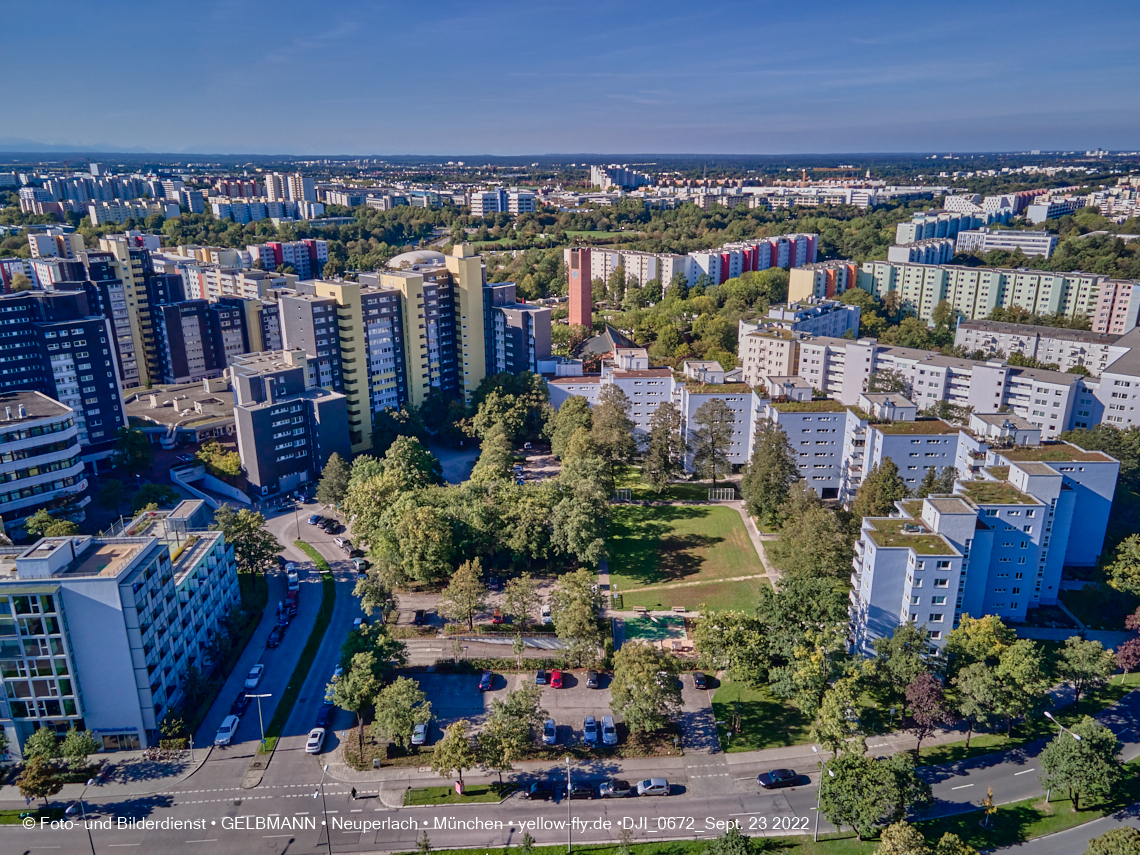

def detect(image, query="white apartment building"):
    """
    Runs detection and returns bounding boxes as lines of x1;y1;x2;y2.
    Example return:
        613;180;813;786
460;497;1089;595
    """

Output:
955;319;1119;375
29;230;85;260
887;238;956;266
0;500;241;757
1027;197;1086;224
1095;327;1140;427
740;329;802;387
955;228;1058;259
470;188;537;216
89;200;179;226
757;298;862;338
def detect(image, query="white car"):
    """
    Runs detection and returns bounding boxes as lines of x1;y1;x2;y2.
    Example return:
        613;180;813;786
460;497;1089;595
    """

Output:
542;718;557;745
601;715;618;746
411;723;428;746
637;778;670;797
305;727;326;754
541;604;553;625
214;715;240;746
244;664;265;689
334;537;348;548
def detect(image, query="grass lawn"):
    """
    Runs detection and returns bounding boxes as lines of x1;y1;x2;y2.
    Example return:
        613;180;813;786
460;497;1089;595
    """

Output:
712;679;814;751
615;467;735;502
0;807;64;825
622;576;771;612
404;783;515;806
608;504;762;591
566;230;644;239
1060;583;1139;630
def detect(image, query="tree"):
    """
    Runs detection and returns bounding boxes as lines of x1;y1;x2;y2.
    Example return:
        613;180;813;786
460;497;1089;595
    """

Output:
549;567;603;666
812;678;863;755
438;558;487;632
875;821;930;855
690;398;734;485
22;726;61;761
866;368;912;398
416;831;432;855
131;483;179;513
1115;637;1140;684
1084;828;1140;855
872;623;932;706
97;479;127;516
931;834;979;855
945;614;1016;674
9;272;33;291
820;751;931;840
431;719;477;785
766;484;852;578
60;725;99;770
470;423;515;483
503;572;539;628
851;459;909;521
1105;534;1140;597
180;662;210;707
642;401;687;492
994;639;1052;736
1056;637;1116;710
17;755;64;807
953;662;1001;748
916;466;958;498
372;676;431;750
337;621;407;674
905;673;956;756
480;683;548;784
212;505;283;575
741;420;800;527
388;499;454;585
706;825;754;855
1039;715;1122;811
547;397;593;460
330;652;382;755
317;452;351;507
610;641;682;733
44;519;79;537
111;427;154;472
592;385;637;491
196;440;242;478
691;610;767;684
382;436;443;488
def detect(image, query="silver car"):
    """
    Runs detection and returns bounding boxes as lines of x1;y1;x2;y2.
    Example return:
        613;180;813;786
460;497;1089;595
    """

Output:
583;716;598;745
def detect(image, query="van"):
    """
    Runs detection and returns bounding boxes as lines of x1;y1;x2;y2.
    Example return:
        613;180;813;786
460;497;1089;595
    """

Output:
636;778;669;797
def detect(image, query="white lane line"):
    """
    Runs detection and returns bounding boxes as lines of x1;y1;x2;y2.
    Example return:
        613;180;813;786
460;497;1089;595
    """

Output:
351;809;363;812
262;835;292;838
951;784;974;790
108;845;141;848
185;841;218;844
1014;768;1036;776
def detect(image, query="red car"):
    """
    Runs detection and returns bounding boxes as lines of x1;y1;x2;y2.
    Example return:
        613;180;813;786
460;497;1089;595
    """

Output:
492;610;504;625
550;669;563;688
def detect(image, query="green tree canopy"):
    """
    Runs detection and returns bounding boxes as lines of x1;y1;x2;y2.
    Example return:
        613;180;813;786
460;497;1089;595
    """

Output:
212;505;283;574
111;427;155;472
1039;715;1122;811
438;558;487;632
610;641;682;733
431;719;477;785
690;398;735;485
371;676;431;749
642;401;687;493
851;459;909;521
741;420;800;527
317;452;351;506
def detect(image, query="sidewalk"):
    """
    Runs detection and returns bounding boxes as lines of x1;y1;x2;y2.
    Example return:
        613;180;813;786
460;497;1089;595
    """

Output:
0;747;212;803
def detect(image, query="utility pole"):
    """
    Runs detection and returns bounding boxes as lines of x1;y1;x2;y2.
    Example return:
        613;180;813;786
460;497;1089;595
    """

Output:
249;693;271;746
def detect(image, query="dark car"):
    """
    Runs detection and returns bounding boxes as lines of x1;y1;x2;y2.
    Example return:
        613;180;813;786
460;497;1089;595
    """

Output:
757;769;799;789
478;671;493;692
349;549;366;559
522;781;556;801
267;626;283;648
585;670;599;689
693;671;707;690
321;521;342;534
230;692;251;716
315;703;335;728
568;782;594;800
413;609;426;626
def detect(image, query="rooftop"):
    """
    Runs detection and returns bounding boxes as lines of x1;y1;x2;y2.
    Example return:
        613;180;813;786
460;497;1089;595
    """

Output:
865;518;956;555
958;318;1119;345
927;497;975;515
873;418;960;435
0;391;71;422
685;383;755;394
769;399;848;413
124;381;235;427
1015;462;1061;476
973;412;1037;431
958;480;1040;506
899;499;925;518
999;443;1115;463
984;466;1011;480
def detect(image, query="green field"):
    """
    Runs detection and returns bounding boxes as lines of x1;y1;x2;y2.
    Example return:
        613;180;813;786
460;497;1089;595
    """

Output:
608;504;762;592
622;576;771;612
614;468;730;502
711;679;815;751
404;784;514;806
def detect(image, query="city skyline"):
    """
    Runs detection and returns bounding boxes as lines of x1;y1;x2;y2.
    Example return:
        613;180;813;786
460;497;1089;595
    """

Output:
6;0;1139;156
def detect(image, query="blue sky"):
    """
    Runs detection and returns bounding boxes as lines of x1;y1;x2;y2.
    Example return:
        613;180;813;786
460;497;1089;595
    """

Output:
7;0;1139;155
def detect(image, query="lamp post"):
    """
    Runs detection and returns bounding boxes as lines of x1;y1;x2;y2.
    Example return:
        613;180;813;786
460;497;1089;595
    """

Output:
314;763;333;854
249;693;271;746
565;756;572;853
78;776;97;855
1043;712;1081;803
811;745;835;843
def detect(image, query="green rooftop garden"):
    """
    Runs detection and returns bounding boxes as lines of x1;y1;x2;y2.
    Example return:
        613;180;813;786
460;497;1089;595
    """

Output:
770;399;848;413
899;499;924;517
865;519;955;555
685;383;755;394
872;418;960;435
1000;443;1112;463
985;465;1011;480
959;480;1040;506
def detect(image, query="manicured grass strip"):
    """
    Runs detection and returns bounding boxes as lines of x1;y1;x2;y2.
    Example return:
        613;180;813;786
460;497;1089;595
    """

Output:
622;576;771;613
259;548;336;753
294;539;332;574
403;783;516;806
712;679;814;751
0;807;65;825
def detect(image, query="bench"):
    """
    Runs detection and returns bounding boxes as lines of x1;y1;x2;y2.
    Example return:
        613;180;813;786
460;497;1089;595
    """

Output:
671;606;687;614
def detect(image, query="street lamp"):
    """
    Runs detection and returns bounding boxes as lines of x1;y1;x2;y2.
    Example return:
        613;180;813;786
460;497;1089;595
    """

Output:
1042;712;1081;803
811;745;835;843
314;763;333;854
248;693;271;745
77;776;97;855
565;756;572;853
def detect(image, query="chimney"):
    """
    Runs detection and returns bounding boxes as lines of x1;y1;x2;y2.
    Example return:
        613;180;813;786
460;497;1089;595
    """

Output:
4;407;10;420
17;405;26;419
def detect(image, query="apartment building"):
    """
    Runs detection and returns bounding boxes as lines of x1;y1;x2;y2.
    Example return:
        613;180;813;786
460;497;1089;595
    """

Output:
154;300;247;384
0;500;241;757
955;228;1058;259
590;165;652;190
849;442;1118;654
88;200;179;226
739;328;802;386
887;238;955;265
894;209;1007;245
676;360;762;469
1091;279;1140;335
246;240;328;280
787;260;859;302
858;260;1106;323
1095;327;1140;428
955;319;1119;375
264;172;316;203
756;298;861;338
1027;197;1086;224
75;250;142;388
230;350;350;497
483;282;552;375
470;188;537;216
28;229;85;260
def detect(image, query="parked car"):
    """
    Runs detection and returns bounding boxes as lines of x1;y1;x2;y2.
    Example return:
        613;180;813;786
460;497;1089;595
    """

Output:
542;719;557;745
693;671;707;690
535;669;547;685
285;591;298;616
568;782;594;800
585;670;599;689
601;715;618;746
522;781;556;800
315;703;334;728
353;617;366;630
287;573;299;592
599;779;631;798
582;716;598;745
550;669;563;688
478;671;493;692
339;540;353;553
307;514;323;525
411;723;428;746
349;549;366;559
244;665;265;689
541;604;553;625
636;779;670;797
176;453;195;464
413;609;425;626
305;728;326;754
524;442;532;450
230;692;251;716
334;537;349;548
214;715;240;746
757;769;799;789
491;610;504;624
319;520;338;533
267;626;283;648
353;558;369;572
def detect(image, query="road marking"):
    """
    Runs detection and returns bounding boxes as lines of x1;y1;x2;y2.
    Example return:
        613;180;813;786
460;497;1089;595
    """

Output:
951;784;974;790
108;845;141;848
185;841;218;844
351;809;363;812
1014;768;1036;776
